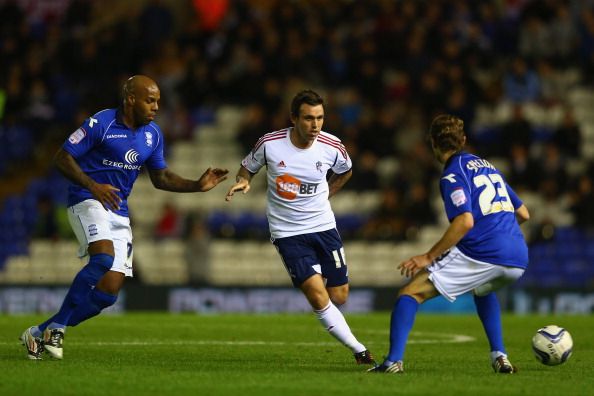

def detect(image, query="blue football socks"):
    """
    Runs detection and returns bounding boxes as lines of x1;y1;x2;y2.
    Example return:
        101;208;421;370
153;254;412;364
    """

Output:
68;289;118;326
474;292;506;354
38;253;114;331
386;295;419;363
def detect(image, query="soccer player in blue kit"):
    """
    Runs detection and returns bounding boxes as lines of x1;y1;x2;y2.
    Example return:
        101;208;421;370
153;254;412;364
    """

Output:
20;75;229;360
369;114;530;374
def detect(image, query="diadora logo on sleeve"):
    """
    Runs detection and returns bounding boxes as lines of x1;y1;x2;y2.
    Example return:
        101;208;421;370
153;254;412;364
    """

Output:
276;174;319;200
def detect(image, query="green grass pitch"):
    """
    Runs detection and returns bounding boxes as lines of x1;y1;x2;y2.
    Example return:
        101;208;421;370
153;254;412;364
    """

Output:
1;313;592;396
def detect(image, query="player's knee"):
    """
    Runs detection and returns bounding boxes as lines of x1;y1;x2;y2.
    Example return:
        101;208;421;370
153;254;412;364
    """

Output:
92;289;118;310
96;271;125;295
330;294;347;306
397;287;425;303
89;253;114;274
328;287;349;306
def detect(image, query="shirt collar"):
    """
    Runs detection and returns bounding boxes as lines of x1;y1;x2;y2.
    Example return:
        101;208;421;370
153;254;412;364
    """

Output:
444;150;465;168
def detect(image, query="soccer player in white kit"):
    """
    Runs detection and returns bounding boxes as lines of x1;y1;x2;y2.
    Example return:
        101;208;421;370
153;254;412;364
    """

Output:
226;90;376;366
369;114;530;374
20;76;228;360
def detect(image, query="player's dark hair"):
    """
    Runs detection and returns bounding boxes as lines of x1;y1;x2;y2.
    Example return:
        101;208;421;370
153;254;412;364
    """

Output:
429;114;465;153
290;89;324;117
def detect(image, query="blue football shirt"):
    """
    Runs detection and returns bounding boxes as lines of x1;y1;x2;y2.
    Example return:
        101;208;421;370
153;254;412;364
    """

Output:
62;108;167;217
439;151;528;269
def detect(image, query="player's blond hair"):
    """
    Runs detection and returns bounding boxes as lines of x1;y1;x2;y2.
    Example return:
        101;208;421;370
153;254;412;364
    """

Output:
429;114;465;153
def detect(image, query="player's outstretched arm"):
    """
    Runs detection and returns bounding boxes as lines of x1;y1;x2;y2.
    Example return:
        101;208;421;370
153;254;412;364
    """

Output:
54;148;122;210
225;166;254;202
398;212;474;277
148;167;228;193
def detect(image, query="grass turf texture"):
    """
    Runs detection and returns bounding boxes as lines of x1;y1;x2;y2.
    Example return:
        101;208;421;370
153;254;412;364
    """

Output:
0;313;592;396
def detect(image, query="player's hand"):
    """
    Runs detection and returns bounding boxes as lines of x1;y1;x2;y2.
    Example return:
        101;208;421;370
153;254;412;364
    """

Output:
225;178;251;201
89;183;122;211
398;254;432;278
197;167;229;192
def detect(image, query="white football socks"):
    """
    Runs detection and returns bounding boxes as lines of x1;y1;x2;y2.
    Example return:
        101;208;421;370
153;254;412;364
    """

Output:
491;350;507;362
315;301;366;354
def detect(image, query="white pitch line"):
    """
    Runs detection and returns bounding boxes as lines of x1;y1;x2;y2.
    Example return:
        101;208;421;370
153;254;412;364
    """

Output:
3;332;475;347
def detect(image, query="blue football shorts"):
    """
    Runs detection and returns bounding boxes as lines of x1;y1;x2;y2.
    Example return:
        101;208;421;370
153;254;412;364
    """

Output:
272;228;348;288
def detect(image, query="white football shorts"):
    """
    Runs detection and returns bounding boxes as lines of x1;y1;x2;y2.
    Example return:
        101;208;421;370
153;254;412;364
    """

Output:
427;246;524;302
67;199;134;277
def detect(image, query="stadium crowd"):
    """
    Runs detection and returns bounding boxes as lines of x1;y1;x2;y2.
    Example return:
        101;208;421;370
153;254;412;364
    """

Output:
2;0;594;267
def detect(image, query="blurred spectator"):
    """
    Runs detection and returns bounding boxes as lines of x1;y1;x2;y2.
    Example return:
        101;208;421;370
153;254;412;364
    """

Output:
236;104;267;153
553;108;582;157
500;104;533;155
535;60;566;105
402;181;435;229
32;195;59;240
518;15;552;60
507;143;540;191
538;142;569;192
348;151;380;191
183;211;212;283
549;2;579;66
361;188;407;241
154;202;182;240
569;174;594;229
503;57;541;103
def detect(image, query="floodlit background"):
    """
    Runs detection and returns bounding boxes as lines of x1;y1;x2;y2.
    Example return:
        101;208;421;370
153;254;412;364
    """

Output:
1;0;593;314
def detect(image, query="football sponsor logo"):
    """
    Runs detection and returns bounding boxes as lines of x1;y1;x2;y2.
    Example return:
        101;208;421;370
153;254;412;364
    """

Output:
124;149;140;164
68;128;86;144
276;174;300;199
275;174;319;200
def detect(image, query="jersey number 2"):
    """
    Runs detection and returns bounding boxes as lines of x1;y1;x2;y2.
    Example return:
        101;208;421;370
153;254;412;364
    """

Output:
473;174;514;216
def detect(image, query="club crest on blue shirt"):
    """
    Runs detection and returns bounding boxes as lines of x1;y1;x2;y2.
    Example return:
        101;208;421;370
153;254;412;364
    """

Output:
145;131;153;147
68;128;86;144
450;188;467;207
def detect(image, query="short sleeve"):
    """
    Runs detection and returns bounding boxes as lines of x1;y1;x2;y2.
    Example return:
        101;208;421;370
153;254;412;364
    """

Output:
241;140;266;174
145;126;167;170
62;117;103;158
330;142;352;175
440;171;472;221
506;183;523;209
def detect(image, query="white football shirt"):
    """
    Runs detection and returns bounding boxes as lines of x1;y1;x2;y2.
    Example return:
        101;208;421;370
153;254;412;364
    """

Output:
241;128;352;238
